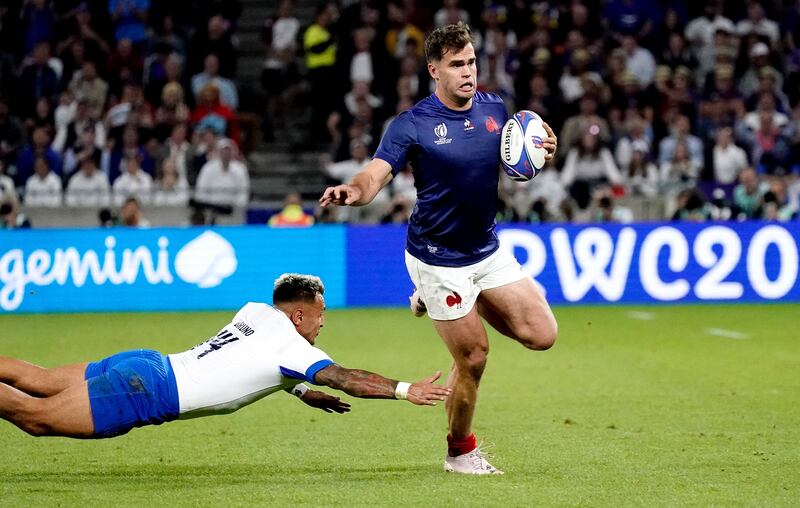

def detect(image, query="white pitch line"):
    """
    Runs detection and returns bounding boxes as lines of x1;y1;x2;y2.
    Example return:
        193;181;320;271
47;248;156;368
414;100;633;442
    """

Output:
627;311;656;320
705;328;749;340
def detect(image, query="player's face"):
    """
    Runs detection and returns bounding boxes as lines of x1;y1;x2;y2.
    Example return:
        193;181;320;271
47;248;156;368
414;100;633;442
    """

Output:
429;43;477;108
298;294;326;344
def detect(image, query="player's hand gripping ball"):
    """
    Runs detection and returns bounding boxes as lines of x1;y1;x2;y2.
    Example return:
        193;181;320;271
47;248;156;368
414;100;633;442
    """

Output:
500;110;548;181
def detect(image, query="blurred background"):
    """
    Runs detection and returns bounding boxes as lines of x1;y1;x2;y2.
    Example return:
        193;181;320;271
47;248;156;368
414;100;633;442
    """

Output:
0;0;798;313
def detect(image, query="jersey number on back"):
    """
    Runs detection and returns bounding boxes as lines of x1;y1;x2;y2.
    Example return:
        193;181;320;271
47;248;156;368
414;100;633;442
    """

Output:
196;329;240;358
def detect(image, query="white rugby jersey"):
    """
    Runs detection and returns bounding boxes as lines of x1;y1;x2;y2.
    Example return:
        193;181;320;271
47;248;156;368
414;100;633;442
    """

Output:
168;302;333;419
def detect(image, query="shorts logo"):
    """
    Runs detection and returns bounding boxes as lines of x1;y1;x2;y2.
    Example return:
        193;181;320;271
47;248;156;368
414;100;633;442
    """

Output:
445;291;462;308
434;123;452;145
485;116;500;134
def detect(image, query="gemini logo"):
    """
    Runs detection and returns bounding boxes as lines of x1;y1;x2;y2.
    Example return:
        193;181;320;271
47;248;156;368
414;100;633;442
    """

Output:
0;231;238;311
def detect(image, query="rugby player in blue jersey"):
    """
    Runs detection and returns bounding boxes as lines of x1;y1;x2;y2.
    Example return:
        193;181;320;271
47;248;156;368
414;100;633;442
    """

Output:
320;23;559;475
0;274;450;439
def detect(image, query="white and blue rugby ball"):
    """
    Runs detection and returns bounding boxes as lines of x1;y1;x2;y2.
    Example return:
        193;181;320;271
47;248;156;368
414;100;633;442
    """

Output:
500;110;548;181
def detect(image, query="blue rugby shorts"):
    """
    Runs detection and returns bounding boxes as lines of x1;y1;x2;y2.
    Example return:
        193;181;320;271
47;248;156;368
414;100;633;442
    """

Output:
84;349;180;438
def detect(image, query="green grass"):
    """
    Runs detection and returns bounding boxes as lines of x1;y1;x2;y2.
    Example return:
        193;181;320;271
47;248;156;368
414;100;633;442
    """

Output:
1;304;799;507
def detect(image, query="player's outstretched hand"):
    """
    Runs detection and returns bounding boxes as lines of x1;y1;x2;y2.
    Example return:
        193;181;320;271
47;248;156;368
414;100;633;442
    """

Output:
319;184;362;207
542;122;558;161
302;389;352;414
406;371;452;406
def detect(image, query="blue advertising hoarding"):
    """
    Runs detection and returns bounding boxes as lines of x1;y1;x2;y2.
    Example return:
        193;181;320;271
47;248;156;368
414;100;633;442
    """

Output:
1;222;798;313
0;226;345;313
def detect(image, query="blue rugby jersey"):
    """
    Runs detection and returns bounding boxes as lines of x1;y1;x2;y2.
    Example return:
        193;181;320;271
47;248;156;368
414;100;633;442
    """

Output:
375;91;509;267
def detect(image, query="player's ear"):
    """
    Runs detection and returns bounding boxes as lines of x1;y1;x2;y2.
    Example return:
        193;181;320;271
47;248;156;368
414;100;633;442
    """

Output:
428;62;438;80
291;308;303;326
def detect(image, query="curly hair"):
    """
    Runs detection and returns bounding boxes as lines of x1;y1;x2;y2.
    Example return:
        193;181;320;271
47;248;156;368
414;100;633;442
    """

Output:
424;22;473;63
273;273;325;304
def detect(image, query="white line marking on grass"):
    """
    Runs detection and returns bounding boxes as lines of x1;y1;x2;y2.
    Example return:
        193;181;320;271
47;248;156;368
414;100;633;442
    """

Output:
705;328;749;340
627;311;656;320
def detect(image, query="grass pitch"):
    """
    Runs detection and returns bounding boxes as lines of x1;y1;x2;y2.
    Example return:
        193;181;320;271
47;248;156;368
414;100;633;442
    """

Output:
1;304;798;507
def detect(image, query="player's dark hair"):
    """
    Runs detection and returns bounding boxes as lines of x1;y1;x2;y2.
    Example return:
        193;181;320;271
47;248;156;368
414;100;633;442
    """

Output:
425;22;473;63
273;273;325;304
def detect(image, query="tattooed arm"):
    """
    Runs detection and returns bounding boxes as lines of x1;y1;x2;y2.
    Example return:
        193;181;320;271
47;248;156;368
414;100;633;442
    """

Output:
313;364;451;406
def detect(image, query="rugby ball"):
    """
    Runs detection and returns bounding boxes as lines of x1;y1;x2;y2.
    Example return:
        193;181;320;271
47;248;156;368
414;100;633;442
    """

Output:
500;110;548;181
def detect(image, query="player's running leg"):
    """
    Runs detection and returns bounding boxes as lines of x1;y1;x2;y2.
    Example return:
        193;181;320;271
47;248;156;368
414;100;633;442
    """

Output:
434;310;503;475
0;356;89;396
0;381;94;438
477;277;557;351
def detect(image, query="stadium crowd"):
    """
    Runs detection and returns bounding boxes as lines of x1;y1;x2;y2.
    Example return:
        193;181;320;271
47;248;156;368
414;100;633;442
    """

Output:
1;0;800;228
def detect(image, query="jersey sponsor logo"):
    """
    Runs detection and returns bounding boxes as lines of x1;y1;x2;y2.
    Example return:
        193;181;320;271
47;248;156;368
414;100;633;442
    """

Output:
445;291;463;309
233;320;255;336
485;116;500;134
434;123;452;145
463;118;474;131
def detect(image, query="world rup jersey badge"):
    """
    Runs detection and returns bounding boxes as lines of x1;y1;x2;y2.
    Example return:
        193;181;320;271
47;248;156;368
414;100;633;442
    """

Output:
434;123;452;145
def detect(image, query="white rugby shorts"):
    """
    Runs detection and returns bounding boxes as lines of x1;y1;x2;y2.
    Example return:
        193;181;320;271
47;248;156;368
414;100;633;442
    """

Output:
405;248;526;320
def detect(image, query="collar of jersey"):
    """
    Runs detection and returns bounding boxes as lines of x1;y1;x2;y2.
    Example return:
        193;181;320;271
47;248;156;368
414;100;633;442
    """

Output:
431;92;474;115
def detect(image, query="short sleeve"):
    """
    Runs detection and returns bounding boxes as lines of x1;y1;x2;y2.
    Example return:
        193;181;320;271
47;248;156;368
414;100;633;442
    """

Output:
374;111;417;176
277;340;334;385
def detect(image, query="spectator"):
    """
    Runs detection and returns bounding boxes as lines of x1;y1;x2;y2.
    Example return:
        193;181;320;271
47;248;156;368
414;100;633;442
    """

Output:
559;48;592;105
194;138;249;208
671;187;709;222
385;2;425;59
712;126;748;184
26;96;56;135
758;179;795;221
0;160;18;210
684;2;732;59
621;35;656;88
503;164;567;222
733;167;768;218
106;124;154;182
65;156;111;207
595;194;634;223
152;158;189;206
561;130;623;190
154;83;190;141
119;196;150;227
62;124;101;178
106;38;144;93
190;83;238;145
22;0;57;55
304;2;339;145
620;140;659;198
739;42;781;99
0;100;25;167
660;139;701;190
261;0;300;142
434;0;469;28
189;15;237;78
14;126;62;187
109;0;150;44
113;155;154;206
658;114;704;169
191;53;238;110
19;41;61;117
157;123;190;181
56;3;111;65
736;3;780;46
145;52;186;106
0;203;31;229
105;81;153;132
53;97;105;154
268;191;314;227
560;94;611;159
24;156;62;207
736;94;790;174
615;115;652;169
68;60;108;119
602;0;654;41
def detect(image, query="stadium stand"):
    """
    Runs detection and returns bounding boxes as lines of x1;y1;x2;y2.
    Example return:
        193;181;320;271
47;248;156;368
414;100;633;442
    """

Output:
0;0;798;228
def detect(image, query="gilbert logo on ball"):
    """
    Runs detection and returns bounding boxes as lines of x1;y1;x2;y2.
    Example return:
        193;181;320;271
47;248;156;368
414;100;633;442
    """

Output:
500;110;547;181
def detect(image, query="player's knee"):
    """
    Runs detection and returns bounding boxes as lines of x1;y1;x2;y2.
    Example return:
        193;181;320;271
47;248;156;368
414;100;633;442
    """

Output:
16;406;52;437
518;319;558;351
455;344;488;379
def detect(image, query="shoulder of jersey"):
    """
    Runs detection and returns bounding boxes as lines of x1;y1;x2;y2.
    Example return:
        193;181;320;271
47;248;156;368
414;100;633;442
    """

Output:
473;91;505;105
